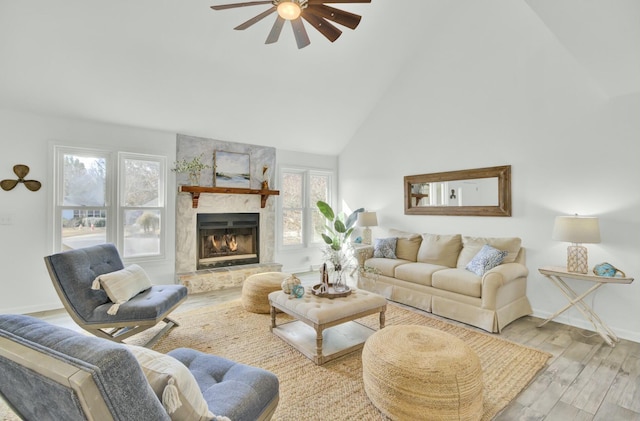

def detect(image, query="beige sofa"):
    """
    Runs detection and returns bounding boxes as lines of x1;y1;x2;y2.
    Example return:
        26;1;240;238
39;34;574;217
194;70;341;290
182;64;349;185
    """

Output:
356;229;532;333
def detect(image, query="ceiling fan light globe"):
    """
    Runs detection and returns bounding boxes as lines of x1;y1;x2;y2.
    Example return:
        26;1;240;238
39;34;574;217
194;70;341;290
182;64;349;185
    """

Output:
277;1;301;20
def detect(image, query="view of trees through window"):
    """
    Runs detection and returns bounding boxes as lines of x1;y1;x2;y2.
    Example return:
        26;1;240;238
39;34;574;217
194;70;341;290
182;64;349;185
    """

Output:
281;169;331;248
56;148;165;258
61;154;108;250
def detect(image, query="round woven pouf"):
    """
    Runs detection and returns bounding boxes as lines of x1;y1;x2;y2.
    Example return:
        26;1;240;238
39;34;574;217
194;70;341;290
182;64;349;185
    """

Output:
241;272;291;314
362;325;483;421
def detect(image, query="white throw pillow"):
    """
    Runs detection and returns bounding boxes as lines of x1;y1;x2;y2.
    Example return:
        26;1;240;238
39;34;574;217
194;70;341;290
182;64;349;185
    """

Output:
127;345;219;421
92;264;152;315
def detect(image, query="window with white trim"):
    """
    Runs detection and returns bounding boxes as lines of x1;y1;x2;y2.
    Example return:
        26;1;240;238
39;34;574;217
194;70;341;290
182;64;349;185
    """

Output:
53;146;166;260
280;168;332;249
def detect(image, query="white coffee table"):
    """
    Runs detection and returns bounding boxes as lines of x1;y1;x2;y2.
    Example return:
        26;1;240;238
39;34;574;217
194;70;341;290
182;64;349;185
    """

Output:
268;288;387;365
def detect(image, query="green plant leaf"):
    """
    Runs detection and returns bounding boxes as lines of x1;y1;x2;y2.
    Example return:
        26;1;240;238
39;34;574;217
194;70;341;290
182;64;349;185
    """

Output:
317;201;334;221
321;233;333;245
334;219;346;233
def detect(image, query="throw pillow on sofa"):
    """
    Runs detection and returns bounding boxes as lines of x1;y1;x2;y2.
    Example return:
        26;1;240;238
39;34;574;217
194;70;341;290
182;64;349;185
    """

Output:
388;229;422;261
457;236;522;268
373;237;397;259
416;233;462;267
465;244;508;276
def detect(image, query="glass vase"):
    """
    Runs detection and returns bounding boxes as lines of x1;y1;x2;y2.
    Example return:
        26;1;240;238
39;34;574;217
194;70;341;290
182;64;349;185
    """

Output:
333;266;347;292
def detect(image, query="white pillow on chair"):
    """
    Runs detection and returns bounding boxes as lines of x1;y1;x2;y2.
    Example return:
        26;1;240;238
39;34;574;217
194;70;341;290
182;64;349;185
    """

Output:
92;264;152;315
127;345;218;421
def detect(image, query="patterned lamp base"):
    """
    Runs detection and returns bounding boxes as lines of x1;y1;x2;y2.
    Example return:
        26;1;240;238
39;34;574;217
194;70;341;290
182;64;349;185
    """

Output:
363;227;372;245
567;245;588;274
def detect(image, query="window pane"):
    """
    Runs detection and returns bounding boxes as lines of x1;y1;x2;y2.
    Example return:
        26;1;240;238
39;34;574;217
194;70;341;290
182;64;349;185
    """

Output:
63;154;106;206
282;173;303;208
61;209;107;250
122;159;161;207
310;174;328;205
312;210;326;243
123;209;161;257
282;210;303;246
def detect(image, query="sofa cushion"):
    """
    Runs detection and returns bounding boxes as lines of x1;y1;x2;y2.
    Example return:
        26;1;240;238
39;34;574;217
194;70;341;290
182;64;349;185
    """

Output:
457;237;522;268
394;262;448;287
416;234;462;267
373;237;397;259
127;345;215;421
388;229;422;262
465;245;508;276
432;268;482;298
364;257;409;278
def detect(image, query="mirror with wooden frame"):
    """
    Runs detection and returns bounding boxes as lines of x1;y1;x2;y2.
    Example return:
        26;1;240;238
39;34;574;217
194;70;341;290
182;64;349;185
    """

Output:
404;165;511;216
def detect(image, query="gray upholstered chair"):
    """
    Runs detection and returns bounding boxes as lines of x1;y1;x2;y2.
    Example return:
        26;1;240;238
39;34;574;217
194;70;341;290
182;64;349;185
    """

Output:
44;243;188;347
0;314;280;421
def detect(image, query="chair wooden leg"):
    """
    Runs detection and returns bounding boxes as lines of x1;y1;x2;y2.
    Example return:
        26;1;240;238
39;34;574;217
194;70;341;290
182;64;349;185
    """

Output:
142;317;179;348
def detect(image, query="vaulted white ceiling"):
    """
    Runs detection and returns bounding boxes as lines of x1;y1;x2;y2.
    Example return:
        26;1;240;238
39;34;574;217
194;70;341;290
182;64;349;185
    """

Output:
0;1;638;154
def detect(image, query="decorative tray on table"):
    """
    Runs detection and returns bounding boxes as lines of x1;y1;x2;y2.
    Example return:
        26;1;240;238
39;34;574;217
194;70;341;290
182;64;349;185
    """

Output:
311;283;352;299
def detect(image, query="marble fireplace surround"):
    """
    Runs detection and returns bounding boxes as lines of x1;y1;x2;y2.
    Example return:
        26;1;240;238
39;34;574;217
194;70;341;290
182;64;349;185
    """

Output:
175;134;281;293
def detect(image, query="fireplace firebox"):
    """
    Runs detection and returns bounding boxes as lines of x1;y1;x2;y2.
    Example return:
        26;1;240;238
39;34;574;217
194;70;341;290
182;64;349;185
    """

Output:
197;213;259;269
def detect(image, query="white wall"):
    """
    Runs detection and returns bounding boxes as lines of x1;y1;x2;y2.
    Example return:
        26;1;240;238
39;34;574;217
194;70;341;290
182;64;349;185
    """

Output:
275;149;338;273
0;108;177;314
338;3;640;342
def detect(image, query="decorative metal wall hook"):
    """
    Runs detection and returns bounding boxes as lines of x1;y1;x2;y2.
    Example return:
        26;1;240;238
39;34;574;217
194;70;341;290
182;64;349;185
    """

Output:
1;164;42;191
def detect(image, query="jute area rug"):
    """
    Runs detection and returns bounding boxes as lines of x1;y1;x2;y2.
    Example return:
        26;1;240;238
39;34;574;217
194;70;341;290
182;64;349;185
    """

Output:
1;301;550;420
150;300;549;420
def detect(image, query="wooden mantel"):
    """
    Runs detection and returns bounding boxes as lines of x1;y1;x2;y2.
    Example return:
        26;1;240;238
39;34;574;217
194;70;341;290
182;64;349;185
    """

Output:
179;185;280;209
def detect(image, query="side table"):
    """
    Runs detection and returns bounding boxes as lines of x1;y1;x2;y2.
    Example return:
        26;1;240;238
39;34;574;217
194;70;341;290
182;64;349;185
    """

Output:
350;243;373;276
538;266;634;346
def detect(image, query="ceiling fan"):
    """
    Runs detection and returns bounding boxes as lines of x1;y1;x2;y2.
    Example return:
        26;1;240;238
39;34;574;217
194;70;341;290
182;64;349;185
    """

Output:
210;0;372;49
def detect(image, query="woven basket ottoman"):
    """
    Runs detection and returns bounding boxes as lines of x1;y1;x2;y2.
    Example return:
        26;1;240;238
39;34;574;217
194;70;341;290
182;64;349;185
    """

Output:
362;325;483;421
241;272;291;314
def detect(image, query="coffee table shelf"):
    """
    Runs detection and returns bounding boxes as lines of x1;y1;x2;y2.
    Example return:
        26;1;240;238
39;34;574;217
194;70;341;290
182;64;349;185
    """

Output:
268;289;387;365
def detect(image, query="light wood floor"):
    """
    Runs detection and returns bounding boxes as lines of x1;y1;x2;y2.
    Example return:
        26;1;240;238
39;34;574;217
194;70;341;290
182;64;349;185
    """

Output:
26;273;640;421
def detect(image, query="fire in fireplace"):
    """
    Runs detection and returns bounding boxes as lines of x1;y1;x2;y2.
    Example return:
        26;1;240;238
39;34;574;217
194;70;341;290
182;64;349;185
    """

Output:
197;213;259;269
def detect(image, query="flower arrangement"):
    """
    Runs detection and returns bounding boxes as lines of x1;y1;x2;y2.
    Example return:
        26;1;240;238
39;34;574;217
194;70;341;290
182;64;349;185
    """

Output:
171;153;211;185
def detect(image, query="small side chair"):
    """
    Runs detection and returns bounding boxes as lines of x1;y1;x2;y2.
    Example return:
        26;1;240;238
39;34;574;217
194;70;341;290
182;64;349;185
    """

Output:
44;243;187;347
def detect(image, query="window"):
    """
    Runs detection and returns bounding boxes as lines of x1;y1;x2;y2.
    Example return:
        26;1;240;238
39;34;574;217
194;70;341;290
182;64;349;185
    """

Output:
53;146;166;260
280;168;331;249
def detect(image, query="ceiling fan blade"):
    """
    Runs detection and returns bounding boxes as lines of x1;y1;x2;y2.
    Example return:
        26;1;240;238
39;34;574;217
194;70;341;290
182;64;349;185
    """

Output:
302;11;342;42
307;0;371;4
23;180;42;192
291;18;311;49
0;179;18;191
234;6;276;30
211;1;272;10
306;4;361;29
265;16;285;44
13;164;29;179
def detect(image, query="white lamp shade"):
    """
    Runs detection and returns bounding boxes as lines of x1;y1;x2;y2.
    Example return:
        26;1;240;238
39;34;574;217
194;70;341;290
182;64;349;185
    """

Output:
552;215;601;244
357;212;378;227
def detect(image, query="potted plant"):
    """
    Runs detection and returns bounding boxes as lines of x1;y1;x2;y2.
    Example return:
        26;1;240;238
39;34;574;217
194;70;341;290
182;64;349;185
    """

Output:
316;200;364;291
171;153;211;186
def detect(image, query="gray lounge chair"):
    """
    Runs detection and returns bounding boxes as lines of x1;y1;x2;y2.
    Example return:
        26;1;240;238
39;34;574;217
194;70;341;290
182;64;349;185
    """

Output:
44;243;187;347
0;314;279;420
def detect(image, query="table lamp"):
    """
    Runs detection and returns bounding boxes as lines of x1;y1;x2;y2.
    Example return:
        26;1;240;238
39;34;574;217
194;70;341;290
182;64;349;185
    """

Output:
357;211;378;245
552;214;600;274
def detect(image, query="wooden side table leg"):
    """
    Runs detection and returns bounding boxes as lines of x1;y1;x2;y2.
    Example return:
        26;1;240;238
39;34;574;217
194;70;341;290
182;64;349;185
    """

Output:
379;308;386;329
